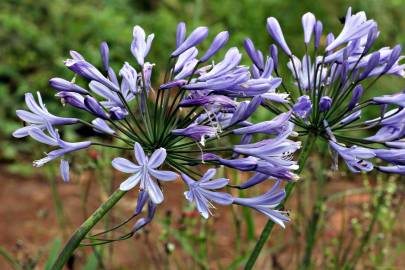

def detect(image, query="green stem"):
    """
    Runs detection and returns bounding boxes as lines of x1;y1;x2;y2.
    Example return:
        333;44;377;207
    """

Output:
47;166;68;233
300;148;328;269
51;189;126;270
345;190;386;269
244;133;317;270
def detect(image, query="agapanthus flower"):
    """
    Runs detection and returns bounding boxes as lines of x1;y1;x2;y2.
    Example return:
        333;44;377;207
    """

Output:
28;122;91;180
14;21;298;239
182;169;233;218
49;78;89;94
172;124;217;146
244;7;405;174
131;26;154;66
112;143;178;204
233;180;290;228
13;92;78;138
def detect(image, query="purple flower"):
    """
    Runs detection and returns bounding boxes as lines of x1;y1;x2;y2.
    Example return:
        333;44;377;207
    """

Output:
377;165;405;175
182;169;233;218
56;91;87;110
261;91;289;103
131;26;154;66
129;191;157;234
233;133;300;169
112;143;178;204
176;22;186;48
89;80;134;110
339;110;361;126
236;173;271;189
228;96;261;126
255;160;299;181
174;59;199;80
293;95;312;119
314;21;323;49
383;45;402;73
258;57;274;79
302;12;316;44
65;59;119;91
13;92;78;138
200;31;229;63
329;141;375;172
374;148;405;165
92;118;115;135
132;200;157;233
326;7;376;52
119;62;138;94
233;111;291;135
233;180;289;228
348;85;364;110
172;124;217;146
28;123;91;180
198;48;242;81
270;44;278;69
70;50;84;60
217;77;282;98
319;96;332;112
49;78;88;95
142;62;154;92
203;153;257;171
84;96;109;119
358;52;380;80
60;159;70;182
244;38;263;69
373;92;405;107
179;95;236;109
100;41;110;72
108;67;119;87
174;47;198;73
366;123;405;143
378;108;405;126
386;140;405;148
185;71;249;92
109;106;128;120
287;55;326;90
266;17;292;56
159;80;188;90
171;26;209;57
204;151;298;182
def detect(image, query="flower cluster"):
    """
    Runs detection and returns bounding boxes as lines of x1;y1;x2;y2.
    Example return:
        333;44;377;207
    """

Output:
243;7;405;174
14;7;405;240
14;23;300;233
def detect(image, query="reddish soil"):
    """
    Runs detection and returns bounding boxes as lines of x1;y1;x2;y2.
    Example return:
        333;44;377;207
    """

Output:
1;165;404;269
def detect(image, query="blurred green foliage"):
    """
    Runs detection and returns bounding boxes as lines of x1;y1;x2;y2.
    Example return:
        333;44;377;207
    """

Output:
1;0;405;160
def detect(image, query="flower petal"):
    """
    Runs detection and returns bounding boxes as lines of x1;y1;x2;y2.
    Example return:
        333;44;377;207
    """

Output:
200;189;233;205
193;192;210;219
119;173;141;191
134;142;146;165
199;178;229;189
112;158;140;173
149;169;178;181
60;159;70;182
145;176;164;204
200;168;216;182
28;127;58;146
148;148;167;168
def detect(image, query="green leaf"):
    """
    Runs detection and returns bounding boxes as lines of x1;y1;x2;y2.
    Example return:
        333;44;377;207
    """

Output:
0;246;22;270
44;238;62;270
82;252;99;270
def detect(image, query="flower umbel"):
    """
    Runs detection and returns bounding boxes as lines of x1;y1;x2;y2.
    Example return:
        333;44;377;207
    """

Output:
244;7;405;173
14;22;298;240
